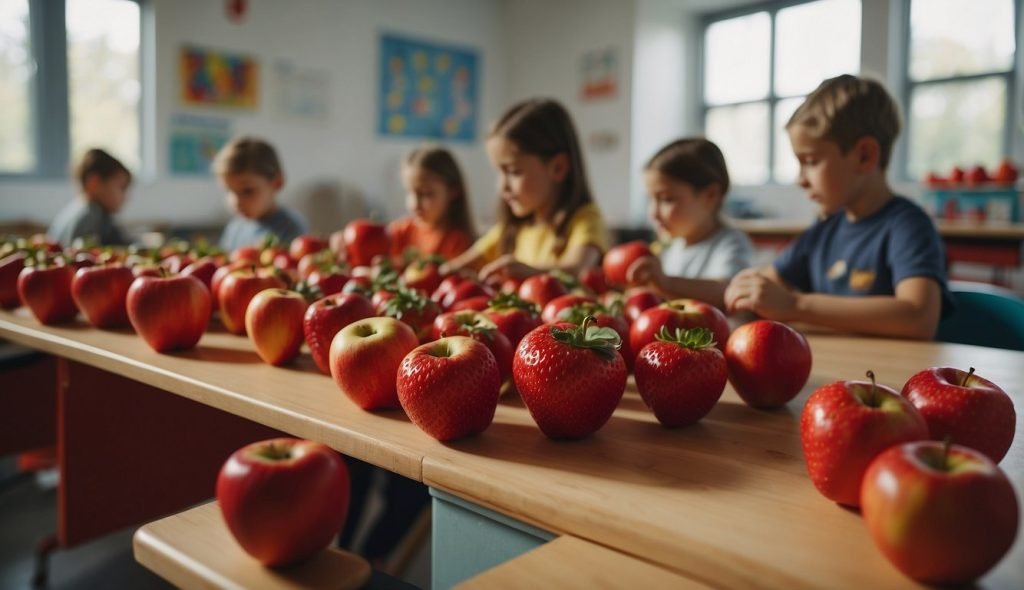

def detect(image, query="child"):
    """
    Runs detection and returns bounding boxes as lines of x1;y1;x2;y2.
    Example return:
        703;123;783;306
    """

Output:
214;137;309;253
48;148;131;246
388;145;475;262
443;98;609;280
724;75;953;340
626;138;754;309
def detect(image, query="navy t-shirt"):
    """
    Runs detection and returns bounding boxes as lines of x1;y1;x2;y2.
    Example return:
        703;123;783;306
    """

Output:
773;196;954;317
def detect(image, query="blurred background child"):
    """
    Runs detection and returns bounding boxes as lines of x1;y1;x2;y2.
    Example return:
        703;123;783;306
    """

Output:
443;98;608;281
48;148;131;247
627;138;754;309
388;145;475;262
214;137;309;253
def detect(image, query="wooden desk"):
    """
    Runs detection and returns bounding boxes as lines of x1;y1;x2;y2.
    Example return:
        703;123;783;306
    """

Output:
733;218;1024;285
1;308;1022;588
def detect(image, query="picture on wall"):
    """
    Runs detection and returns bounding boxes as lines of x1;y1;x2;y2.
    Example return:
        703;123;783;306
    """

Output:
179;45;259;109
378;33;478;142
168;114;232;176
580;47;618;100
273;61;331;122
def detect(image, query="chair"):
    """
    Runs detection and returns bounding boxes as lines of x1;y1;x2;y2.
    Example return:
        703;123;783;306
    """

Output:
936;281;1024;351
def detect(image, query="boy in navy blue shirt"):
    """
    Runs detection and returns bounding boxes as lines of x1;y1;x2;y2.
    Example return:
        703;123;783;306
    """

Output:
213;137;309;253
725;75;952;340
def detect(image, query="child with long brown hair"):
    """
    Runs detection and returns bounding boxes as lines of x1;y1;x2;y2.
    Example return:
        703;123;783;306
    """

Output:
443;98;608;280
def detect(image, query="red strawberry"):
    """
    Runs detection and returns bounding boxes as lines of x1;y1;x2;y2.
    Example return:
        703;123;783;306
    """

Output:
380;288;441;342
513;318;627;439
634;327;727;426
397;336;501;441
303;292;376;374
483;292;542;348
433;310;514;382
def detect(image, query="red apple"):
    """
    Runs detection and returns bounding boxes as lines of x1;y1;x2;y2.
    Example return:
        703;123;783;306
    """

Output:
303;293;376;374
397;336;501;441
431;274;464;304
801;371;929;506
230;244;262;264
17;263;77;325
0;252;27;308
245;289;308;366
71;264;135;328
622;287;664;325
948;165;966;185
860;441;1018;585
449;295;491;312
992;159;1018;186
218;267;288;335
329;317;419;410
540;294;597;324
181;257;221;292
725;320;811;409
210;260;249;301
126;274;211;352
216;438;350;567
440;279;492;311
432;310;513;382
629;298;729;357
341;220;390;268
634;327;728;427
901;367;1016;463
603;241;652;288
578;266;608;295
517;273;568;308
307;266;349;297
289;234;328;262
402;258;444;294
965;164;990;186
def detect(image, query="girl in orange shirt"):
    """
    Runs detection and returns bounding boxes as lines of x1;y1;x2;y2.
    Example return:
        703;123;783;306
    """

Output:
388;145;475;263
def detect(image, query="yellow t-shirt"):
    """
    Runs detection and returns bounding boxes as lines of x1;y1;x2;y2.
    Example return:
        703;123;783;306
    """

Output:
473;202;610;268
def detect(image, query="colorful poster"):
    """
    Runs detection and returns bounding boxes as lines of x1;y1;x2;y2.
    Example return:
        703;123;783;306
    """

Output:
168;114;232;176
378;33;478;142
580;47;618;100
179;45;259;109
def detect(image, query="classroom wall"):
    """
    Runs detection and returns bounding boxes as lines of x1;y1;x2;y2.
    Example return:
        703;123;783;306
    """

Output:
0;0;507;236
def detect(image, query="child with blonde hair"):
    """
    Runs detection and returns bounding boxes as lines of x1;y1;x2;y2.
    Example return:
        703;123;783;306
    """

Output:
48;148;131;246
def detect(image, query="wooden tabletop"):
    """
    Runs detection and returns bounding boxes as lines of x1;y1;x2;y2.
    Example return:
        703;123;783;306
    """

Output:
2;308;1022;588
732;217;1024;240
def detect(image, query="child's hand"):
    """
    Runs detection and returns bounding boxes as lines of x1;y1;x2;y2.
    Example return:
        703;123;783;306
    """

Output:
724;268;798;320
626;255;663;288
479;254;537;282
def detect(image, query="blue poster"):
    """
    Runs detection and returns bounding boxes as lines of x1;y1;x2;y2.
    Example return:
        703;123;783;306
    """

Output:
378;33;479;142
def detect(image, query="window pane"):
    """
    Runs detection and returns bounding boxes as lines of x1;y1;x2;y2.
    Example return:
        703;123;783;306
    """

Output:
774;0;861;96
773;97;804;184
67;0;140;170
907;78;1005;179
909;0;1014;81
706;103;769;185
0;0;34;173
704;12;770;105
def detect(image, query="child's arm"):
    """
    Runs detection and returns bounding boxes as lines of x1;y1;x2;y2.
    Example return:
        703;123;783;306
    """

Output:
478;244;602;282
439;244;486;277
725;267;942;340
627;255;728;309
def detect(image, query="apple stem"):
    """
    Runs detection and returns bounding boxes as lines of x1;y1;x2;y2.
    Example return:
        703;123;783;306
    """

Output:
960;367;976;387
865;370;877;403
941;435;953;471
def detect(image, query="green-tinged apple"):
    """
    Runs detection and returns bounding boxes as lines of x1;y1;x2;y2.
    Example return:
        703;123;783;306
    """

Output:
329;317;419;410
245;289;308;365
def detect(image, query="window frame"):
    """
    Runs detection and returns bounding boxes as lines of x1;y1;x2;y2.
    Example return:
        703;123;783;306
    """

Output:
1;0;143;181
898;0;1020;181
698;0;860;186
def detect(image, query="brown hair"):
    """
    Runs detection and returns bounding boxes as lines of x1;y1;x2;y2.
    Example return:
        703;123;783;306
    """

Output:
786;74;902;170
212;137;283;180
490;98;594;256
645;138;730;198
75;148;130;187
405;145;476;238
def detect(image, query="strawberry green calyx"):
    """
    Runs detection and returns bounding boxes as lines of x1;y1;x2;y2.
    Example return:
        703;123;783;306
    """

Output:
550;315;622;361
382;287;432;320
488;292;539;315
654;326;716;350
562;302;609;325
549;269;579;291
294;280;323;303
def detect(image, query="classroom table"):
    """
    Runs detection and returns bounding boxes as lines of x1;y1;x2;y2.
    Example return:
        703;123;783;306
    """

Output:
1;307;1022;589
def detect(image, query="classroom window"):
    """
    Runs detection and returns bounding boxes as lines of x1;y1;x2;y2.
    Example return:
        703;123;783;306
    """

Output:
0;0;141;178
701;0;861;186
0;0;34;173
904;0;1016;180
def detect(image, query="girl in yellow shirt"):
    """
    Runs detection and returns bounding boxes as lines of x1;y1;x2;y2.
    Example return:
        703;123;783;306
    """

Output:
443;98;609;281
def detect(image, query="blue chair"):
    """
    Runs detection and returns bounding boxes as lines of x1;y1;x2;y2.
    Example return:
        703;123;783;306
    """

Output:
936;281;1024;351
